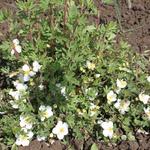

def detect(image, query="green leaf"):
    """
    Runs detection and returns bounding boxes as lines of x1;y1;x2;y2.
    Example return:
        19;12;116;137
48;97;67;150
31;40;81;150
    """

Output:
39;0;50;10
84;25;96;33
123;117;130;126
11;143;18;150
91;143;98;150
68;3;78;20
0;13;4;22
102;0;113;5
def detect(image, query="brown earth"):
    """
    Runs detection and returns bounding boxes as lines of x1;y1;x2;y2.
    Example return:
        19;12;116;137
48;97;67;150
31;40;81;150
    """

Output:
18;133;150;150
95;0;150;54
0;0;150;150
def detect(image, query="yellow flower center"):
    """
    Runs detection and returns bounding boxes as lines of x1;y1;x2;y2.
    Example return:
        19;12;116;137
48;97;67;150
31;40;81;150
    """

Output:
43;111;49;117
20;135;27;140
120;81;126;86
24;71;30;76
25;117;31;124
59;127;65;133
89;64;95;70
120;102;125;108
147;112;150;116
108;95;114;101
108;127;113;132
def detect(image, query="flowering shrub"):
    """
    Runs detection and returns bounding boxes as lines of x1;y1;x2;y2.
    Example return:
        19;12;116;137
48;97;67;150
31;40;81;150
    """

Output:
0;0;150;148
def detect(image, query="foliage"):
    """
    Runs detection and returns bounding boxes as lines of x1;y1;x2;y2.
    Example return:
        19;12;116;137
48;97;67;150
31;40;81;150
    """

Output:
0;0;150;148
102;0;114;5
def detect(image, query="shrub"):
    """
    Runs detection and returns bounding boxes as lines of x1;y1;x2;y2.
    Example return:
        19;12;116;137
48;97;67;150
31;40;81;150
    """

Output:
0;0;149;148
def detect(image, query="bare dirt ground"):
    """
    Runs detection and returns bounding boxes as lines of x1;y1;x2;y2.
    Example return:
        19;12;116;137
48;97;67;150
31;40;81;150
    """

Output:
18;133;150;150
94;0;150;54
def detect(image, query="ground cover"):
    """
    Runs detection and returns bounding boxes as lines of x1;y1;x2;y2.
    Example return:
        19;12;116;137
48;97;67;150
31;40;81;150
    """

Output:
0;0;150;150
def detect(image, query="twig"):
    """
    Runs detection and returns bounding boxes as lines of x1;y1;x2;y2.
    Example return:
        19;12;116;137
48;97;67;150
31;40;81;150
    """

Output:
114;0;123;32
96;9;100;29
127;0;132;9
64;0;67;27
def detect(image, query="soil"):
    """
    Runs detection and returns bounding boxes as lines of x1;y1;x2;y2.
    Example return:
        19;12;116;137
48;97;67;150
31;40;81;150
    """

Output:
18;133;150;150
0;0;150;150
94;0;150;54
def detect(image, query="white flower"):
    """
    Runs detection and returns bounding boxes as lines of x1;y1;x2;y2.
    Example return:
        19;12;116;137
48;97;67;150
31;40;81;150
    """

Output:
107;90;117;104
22;64;30;73
97;120;103;125
22;64;36;77
56;84;67;97
144;107;150;120
29;71;36;77
114;99;130;114
20;115;33;130
13;80;19;86
32;61;41;72
101;121;113;138
80;67;86;73
11;49;15;55
23;75;30;82
39;105;46;111
27;131;34;139
56;83;61;88
52;121;68;140
9;90;20;100
137;129;149;134
37;135;46;141
15;83;28;91
38;84;44;90
16;134;30;146
22;64;36;82
13;81;27;91
139;93;150;104
39;105;53;121
47;44;50;48
15;45;22;53
86;61;95;70
147;76;150;82
116;79;127;89
12;39;22;54
10;100;19;109
0;111;7;115
119;67;131;73
13;39;20;45
61;86;66;96
77;109;84;116
15;131;33;147
49;133;54;138
89;103;99;116
95;74;100;78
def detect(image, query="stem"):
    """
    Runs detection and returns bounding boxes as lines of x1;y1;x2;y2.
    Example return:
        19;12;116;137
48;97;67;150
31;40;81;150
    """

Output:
114;0;123;32
64;0;67;26
127;0;132;9
50;4;54;28
96;9;100;29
